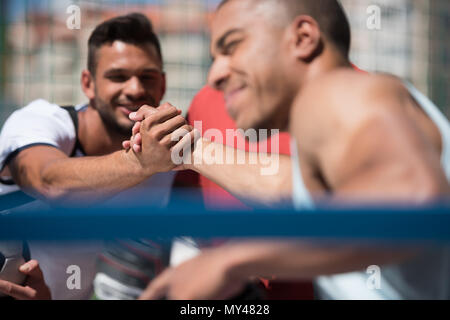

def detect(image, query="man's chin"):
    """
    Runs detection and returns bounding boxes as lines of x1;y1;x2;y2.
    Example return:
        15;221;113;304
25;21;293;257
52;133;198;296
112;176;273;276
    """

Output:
234;119;252;132
114;120;134;136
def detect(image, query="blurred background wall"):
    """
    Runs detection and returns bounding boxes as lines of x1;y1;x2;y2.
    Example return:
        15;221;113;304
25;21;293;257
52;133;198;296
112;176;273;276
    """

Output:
0;0;448;128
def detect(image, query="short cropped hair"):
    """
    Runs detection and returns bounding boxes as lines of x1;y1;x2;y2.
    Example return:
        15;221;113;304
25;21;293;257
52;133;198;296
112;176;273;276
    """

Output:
87;13;163;75
219;0;351;57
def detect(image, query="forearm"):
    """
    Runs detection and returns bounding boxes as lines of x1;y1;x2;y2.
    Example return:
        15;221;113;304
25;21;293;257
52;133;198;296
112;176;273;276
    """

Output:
220;240;417;281
188;139;292;207
15;150;149;205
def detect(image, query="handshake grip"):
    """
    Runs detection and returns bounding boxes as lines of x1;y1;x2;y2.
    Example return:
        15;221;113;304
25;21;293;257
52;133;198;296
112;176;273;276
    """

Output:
125;104;199;174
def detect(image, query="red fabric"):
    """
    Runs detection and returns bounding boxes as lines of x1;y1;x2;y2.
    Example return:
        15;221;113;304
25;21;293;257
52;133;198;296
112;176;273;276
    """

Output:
176;85;313;300
184;85;291;209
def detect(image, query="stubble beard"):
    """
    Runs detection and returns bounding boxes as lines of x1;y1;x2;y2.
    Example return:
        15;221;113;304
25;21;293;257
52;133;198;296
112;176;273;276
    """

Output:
93;96;133;138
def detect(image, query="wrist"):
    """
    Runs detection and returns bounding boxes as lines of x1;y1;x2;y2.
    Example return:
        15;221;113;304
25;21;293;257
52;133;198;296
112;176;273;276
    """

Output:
218;244;255;282
121;149;149;177
189;138;210;173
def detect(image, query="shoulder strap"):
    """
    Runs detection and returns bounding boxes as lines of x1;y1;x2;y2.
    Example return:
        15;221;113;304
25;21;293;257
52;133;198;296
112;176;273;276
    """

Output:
61;106;85;157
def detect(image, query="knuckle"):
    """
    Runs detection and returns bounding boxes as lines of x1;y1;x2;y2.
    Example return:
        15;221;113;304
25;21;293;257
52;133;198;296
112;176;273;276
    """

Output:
142;117;155;130
138;106;153;117
179;125;191;134
150;130;160;140
176;115;187;124
167;106;178;114
176;128;187;136
135;108;145;116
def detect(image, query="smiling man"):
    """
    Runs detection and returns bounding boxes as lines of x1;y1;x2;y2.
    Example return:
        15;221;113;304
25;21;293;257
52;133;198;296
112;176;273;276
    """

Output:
139;0;450;300
0;13;193;299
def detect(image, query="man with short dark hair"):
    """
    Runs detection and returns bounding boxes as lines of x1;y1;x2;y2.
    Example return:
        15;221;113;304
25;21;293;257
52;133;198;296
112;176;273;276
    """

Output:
0;13;193;299
137;0;450;300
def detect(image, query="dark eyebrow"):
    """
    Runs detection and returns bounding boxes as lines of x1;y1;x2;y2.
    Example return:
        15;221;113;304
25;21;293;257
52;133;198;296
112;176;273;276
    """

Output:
104;68;161;76
140;68;163;75
103;69;129;77
215;28;244;51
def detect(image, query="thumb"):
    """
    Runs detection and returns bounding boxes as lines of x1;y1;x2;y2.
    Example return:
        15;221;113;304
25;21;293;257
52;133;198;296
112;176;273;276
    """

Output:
19;260;44;279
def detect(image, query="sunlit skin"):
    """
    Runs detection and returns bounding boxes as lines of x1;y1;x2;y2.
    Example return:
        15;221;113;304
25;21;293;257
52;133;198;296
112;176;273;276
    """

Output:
1;1;448;301
129;0;446;199
137;0;449;300
208;1;298;132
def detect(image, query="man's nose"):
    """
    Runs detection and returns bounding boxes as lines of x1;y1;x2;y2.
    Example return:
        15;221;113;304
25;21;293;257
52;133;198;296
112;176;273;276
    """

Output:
207;56;231;91
124;76;145;99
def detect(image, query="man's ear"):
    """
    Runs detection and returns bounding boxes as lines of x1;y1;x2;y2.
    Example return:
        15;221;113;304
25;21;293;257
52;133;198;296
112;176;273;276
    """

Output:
288;15;322;61
81;69;95;100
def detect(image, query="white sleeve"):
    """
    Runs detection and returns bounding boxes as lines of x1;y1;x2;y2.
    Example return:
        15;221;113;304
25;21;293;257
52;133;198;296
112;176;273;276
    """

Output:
0;99;76;170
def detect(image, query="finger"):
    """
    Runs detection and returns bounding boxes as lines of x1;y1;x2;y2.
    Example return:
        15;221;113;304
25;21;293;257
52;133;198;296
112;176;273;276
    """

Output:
0;279;36;300
174;128;198;150
152;116;187;141
122;140;131;150
170;129;199;163
171;125;193;143
130;105;158;121
19;260;44;279
133;144;142;153
138;270;172;300
134;133;142;146
145;106;181;127
131;133;142;153
160;125;192;147
132;121;141;136
174;128;201;149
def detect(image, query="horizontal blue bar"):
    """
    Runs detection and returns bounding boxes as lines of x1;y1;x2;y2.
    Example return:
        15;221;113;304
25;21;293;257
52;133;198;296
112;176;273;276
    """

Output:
0;201;449;242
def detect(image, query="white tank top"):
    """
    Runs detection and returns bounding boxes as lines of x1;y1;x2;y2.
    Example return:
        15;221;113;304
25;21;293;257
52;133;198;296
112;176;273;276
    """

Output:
291;82;450;299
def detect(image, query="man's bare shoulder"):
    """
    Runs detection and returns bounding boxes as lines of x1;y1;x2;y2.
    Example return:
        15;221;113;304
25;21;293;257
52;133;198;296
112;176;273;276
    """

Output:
289;69;415;158
291;69;410;131
296;69;407;111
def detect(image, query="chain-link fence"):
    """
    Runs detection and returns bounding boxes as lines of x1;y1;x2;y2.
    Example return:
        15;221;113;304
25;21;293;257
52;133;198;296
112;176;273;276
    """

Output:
0;0;449;128
342;0;449;117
